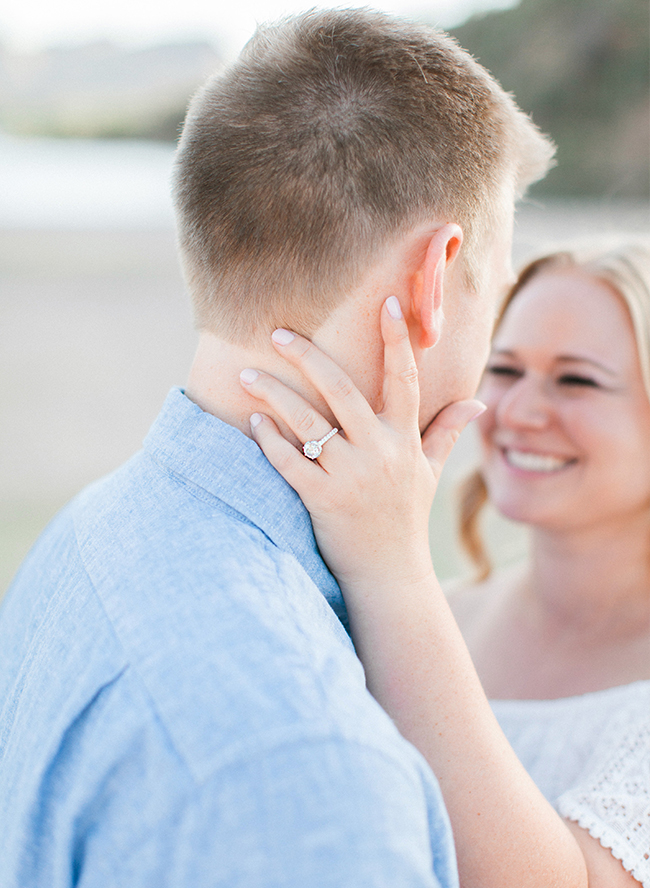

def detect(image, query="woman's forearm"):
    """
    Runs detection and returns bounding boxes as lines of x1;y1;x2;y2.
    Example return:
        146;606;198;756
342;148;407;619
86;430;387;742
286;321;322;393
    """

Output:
238;313;636;886
342;566;588;888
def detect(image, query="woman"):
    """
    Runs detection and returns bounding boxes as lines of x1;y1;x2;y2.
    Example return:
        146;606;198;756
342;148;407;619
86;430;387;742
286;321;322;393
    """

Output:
239;239;650;887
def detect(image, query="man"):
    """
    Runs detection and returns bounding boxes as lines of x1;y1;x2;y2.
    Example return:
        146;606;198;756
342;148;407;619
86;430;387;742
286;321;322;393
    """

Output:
0;9;553;887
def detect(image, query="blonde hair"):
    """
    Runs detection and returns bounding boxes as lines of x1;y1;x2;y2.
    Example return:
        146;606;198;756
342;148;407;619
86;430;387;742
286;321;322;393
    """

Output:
172;7;554;343
459;237;650;580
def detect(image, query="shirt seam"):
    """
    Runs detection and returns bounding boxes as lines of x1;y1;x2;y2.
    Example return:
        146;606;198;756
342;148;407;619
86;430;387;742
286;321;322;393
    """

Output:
182;721;431;796
143;450;261;532
71;521;199;780
71;517;392;791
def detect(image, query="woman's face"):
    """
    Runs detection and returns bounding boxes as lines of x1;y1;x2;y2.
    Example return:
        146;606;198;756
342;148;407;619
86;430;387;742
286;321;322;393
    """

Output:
477;268;650;533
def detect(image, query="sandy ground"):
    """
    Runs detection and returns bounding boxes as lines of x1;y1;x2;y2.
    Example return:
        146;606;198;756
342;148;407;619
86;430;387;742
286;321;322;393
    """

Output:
1;199;649;595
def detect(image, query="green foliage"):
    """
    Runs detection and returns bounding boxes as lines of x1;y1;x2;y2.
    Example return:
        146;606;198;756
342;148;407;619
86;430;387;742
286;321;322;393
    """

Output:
450;0;649;196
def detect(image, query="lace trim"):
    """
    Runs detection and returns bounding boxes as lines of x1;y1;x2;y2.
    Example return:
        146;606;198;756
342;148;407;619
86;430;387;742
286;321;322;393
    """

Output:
557;715;650;886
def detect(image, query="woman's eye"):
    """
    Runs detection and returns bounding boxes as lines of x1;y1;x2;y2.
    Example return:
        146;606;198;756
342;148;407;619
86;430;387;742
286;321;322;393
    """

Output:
486;365;521;378
558;374;598;387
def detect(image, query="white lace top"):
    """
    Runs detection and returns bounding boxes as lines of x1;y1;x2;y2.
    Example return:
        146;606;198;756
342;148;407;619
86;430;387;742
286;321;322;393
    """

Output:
491;681;650;885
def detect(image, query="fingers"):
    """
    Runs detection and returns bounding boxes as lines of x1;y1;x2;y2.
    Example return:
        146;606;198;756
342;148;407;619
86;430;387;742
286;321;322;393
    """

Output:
240;367;342;459
269;329;377;435
270;295;421;440
379;296;420;430
249;413;327;503
421;400;486;480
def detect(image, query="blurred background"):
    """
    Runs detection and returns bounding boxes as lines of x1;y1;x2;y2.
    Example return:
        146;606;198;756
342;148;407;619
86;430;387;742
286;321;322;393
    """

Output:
1;0;648;596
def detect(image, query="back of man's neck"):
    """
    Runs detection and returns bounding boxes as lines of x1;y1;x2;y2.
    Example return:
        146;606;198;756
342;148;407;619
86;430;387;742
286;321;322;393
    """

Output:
184;330;337;446
184;332;266;437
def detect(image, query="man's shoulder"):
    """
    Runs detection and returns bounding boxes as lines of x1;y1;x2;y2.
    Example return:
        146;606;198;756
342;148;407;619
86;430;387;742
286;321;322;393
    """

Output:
19;454;361;783
70;447;340;655
0;453;457;886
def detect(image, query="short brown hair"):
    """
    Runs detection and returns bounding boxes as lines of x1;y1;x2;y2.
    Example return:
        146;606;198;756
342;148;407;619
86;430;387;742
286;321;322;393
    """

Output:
173;8;554;343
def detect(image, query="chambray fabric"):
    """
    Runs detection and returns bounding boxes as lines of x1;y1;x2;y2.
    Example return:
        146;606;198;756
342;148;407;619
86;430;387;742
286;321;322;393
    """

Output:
0;387;458;888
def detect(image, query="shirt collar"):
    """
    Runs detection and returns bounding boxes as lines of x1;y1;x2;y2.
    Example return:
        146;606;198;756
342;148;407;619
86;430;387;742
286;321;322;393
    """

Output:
143;387;349;631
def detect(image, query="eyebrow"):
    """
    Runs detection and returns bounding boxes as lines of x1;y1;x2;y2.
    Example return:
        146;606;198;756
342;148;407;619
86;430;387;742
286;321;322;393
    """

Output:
491;348;619;376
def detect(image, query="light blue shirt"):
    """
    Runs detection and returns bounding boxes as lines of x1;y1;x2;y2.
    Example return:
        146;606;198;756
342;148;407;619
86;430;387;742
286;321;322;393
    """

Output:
0;388;458;888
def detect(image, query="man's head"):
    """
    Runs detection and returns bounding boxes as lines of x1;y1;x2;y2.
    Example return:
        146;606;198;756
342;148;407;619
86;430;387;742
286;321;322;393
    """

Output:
173;8;554;350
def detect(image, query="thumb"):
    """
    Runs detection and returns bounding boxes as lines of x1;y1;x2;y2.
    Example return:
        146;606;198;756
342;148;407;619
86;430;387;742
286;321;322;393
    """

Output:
421;399;486;477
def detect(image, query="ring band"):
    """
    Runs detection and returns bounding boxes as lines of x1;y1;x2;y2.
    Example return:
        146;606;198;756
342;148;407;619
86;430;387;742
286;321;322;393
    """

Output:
302;428;338;460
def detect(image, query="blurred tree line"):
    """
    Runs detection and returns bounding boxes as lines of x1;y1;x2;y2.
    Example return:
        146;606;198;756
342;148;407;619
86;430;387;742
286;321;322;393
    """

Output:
1;0;647;197
450;0;649;197
0;41;221;142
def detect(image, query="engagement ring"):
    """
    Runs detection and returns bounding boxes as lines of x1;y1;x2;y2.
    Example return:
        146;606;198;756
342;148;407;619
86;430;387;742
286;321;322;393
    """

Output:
302;428;338;460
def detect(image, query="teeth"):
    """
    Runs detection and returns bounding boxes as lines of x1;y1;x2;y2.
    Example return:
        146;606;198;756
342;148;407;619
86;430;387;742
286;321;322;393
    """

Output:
505;449;571;472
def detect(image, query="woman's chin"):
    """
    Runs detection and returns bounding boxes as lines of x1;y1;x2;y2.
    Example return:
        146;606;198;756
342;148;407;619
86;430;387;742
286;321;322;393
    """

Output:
487;490;560;529
483;464;578;529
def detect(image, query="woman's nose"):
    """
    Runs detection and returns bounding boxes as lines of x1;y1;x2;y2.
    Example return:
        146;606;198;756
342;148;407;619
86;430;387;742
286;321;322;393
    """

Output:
495;376;551;429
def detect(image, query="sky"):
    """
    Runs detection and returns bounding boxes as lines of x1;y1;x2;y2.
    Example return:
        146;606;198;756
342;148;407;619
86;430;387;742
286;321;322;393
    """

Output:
0;0;519;58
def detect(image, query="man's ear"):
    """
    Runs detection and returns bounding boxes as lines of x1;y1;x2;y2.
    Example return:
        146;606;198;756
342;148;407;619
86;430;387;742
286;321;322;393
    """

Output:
411;223;463;349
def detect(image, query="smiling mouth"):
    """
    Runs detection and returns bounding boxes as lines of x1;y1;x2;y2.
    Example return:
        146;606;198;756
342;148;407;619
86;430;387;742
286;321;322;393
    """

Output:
503;449;576;473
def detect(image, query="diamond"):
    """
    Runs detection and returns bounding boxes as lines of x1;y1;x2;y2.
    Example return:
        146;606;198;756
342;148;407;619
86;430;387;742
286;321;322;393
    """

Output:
303;440;322;459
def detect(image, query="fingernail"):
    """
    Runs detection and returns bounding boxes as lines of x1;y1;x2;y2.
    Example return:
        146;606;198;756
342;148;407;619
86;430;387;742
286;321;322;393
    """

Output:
250;413;263;429
240;368;259;384
469;402;487;421
272;328;295;345
385;296;402;319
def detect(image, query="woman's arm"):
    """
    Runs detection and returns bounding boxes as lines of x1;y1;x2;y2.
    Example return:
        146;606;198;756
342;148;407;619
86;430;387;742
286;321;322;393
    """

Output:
241;299;637;888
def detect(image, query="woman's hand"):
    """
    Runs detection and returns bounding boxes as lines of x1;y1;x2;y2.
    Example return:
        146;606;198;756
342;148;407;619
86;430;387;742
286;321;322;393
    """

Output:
240;296;595;888
240;296;485;594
